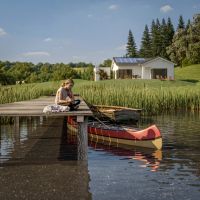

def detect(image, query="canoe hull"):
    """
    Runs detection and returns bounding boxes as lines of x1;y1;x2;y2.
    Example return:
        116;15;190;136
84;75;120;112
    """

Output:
89;133;162;150
67;117;162;150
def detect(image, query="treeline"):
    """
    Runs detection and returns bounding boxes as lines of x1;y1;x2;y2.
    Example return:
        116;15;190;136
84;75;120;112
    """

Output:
126;14;200;66
0;61;94;85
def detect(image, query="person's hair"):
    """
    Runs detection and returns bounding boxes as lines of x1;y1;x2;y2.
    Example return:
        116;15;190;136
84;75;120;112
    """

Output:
61;79;74;87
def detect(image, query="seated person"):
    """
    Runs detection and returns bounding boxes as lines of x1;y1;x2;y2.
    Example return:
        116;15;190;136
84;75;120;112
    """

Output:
55;79;80;111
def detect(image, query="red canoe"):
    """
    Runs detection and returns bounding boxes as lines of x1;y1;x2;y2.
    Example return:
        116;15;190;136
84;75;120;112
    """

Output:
67;117;162;150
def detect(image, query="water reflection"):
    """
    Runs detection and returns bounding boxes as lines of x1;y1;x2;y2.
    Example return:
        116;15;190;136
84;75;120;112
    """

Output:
89;141;162;172
88;112;200;200
1;112;200;199
0;117;92;200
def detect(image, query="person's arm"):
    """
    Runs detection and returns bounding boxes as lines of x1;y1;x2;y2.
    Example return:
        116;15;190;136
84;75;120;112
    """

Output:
70;91;75;102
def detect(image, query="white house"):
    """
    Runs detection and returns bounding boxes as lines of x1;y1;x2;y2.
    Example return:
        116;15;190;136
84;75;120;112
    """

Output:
111;57;174;80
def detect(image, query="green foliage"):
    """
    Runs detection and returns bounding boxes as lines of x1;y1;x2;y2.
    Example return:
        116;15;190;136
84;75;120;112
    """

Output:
140;25;152;57
99;59;112;68
177;15;185;30
151;19;162;57
126;30;137;57
52;64;79;81
166;28;188;66
187;14;200;64
167;14;200;66
79;66;94;80
0;61;93;85
98;69;109;80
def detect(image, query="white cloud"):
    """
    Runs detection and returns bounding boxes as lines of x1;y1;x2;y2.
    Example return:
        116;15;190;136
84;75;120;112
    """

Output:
0;27;7;37
22;51;50;57
160;5;173;13
108;4;119;10
44;37;52;42
116;44;126;51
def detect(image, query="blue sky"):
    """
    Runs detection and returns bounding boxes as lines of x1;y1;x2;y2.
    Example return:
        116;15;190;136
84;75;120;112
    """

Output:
0;0;199;64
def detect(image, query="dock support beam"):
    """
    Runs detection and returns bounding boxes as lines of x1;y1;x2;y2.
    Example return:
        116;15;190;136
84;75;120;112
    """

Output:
77;116;88;161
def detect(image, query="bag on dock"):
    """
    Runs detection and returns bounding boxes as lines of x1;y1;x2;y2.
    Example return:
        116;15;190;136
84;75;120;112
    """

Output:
43;104;69;113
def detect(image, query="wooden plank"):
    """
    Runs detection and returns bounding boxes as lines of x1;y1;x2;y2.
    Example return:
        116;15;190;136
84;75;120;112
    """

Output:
0;96;93;117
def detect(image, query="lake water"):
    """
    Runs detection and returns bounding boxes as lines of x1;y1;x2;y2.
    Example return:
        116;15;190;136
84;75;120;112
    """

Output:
0;113;200;200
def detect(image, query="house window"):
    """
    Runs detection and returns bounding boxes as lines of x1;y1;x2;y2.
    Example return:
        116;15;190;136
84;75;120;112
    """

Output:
118;69;132;79
151;69;167;79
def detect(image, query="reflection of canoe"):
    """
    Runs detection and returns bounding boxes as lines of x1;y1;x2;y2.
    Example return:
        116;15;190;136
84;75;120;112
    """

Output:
89;141;162;172
90;105;142;122
67;117;162;150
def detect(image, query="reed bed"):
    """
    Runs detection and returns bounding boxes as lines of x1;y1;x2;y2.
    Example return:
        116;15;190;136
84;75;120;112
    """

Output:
75;80;200;114
0;81;60;104
0;79;200;115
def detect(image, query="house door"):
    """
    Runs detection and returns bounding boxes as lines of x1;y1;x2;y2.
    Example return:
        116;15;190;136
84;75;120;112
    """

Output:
151;69;167;79
118;69;132;79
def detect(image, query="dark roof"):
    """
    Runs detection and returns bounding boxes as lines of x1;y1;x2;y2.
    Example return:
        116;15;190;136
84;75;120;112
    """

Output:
113;57;151;65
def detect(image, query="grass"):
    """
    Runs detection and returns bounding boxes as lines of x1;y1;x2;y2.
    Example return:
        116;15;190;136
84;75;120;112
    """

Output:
175;64;200;83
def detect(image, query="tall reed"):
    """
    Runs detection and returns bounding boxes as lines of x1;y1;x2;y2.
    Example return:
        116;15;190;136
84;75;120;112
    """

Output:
1;79;200;114
74;80;200;114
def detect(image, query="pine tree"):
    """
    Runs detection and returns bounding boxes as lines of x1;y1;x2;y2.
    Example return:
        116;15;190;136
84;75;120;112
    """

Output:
160;18;168;58
151;19;162;57
126;30;137;57
140;25;152;58
167;17;175;42
177;15;185;30
186;19;191;30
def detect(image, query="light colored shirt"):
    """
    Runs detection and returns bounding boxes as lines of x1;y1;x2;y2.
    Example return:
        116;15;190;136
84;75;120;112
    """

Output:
55;87;69;104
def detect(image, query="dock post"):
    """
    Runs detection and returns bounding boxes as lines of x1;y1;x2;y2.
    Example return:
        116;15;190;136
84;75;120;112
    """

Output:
77;116;88;161
14;116;20;145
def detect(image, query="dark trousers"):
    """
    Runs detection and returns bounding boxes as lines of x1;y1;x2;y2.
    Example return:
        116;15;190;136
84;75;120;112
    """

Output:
69;99;81;111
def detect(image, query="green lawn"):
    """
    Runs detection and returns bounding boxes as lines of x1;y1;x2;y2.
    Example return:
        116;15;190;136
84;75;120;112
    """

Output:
175;64;200;83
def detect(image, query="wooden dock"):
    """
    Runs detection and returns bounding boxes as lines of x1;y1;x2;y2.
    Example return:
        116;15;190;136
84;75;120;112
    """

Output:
0;96;93;160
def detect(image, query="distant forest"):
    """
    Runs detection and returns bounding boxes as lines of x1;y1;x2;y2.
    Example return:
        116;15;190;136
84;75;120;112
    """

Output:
0;61;95;85
0;14;199;85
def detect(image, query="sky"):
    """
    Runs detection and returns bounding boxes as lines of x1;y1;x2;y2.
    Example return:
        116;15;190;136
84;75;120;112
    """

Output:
0;0;199;65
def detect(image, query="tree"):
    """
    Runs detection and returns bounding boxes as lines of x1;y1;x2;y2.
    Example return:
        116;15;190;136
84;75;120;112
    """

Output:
167;14;200;66
52;65;79;81
151;19;162;57
80;66;94;80
140;25;152;58
126;30;137;57
99;59;112;67
7;62;34;81
98;69;109;80
186;19;191;30
177;15;185;30
187;14;200;64
166;17;175;44
166;28;188;66
160;18;169;58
